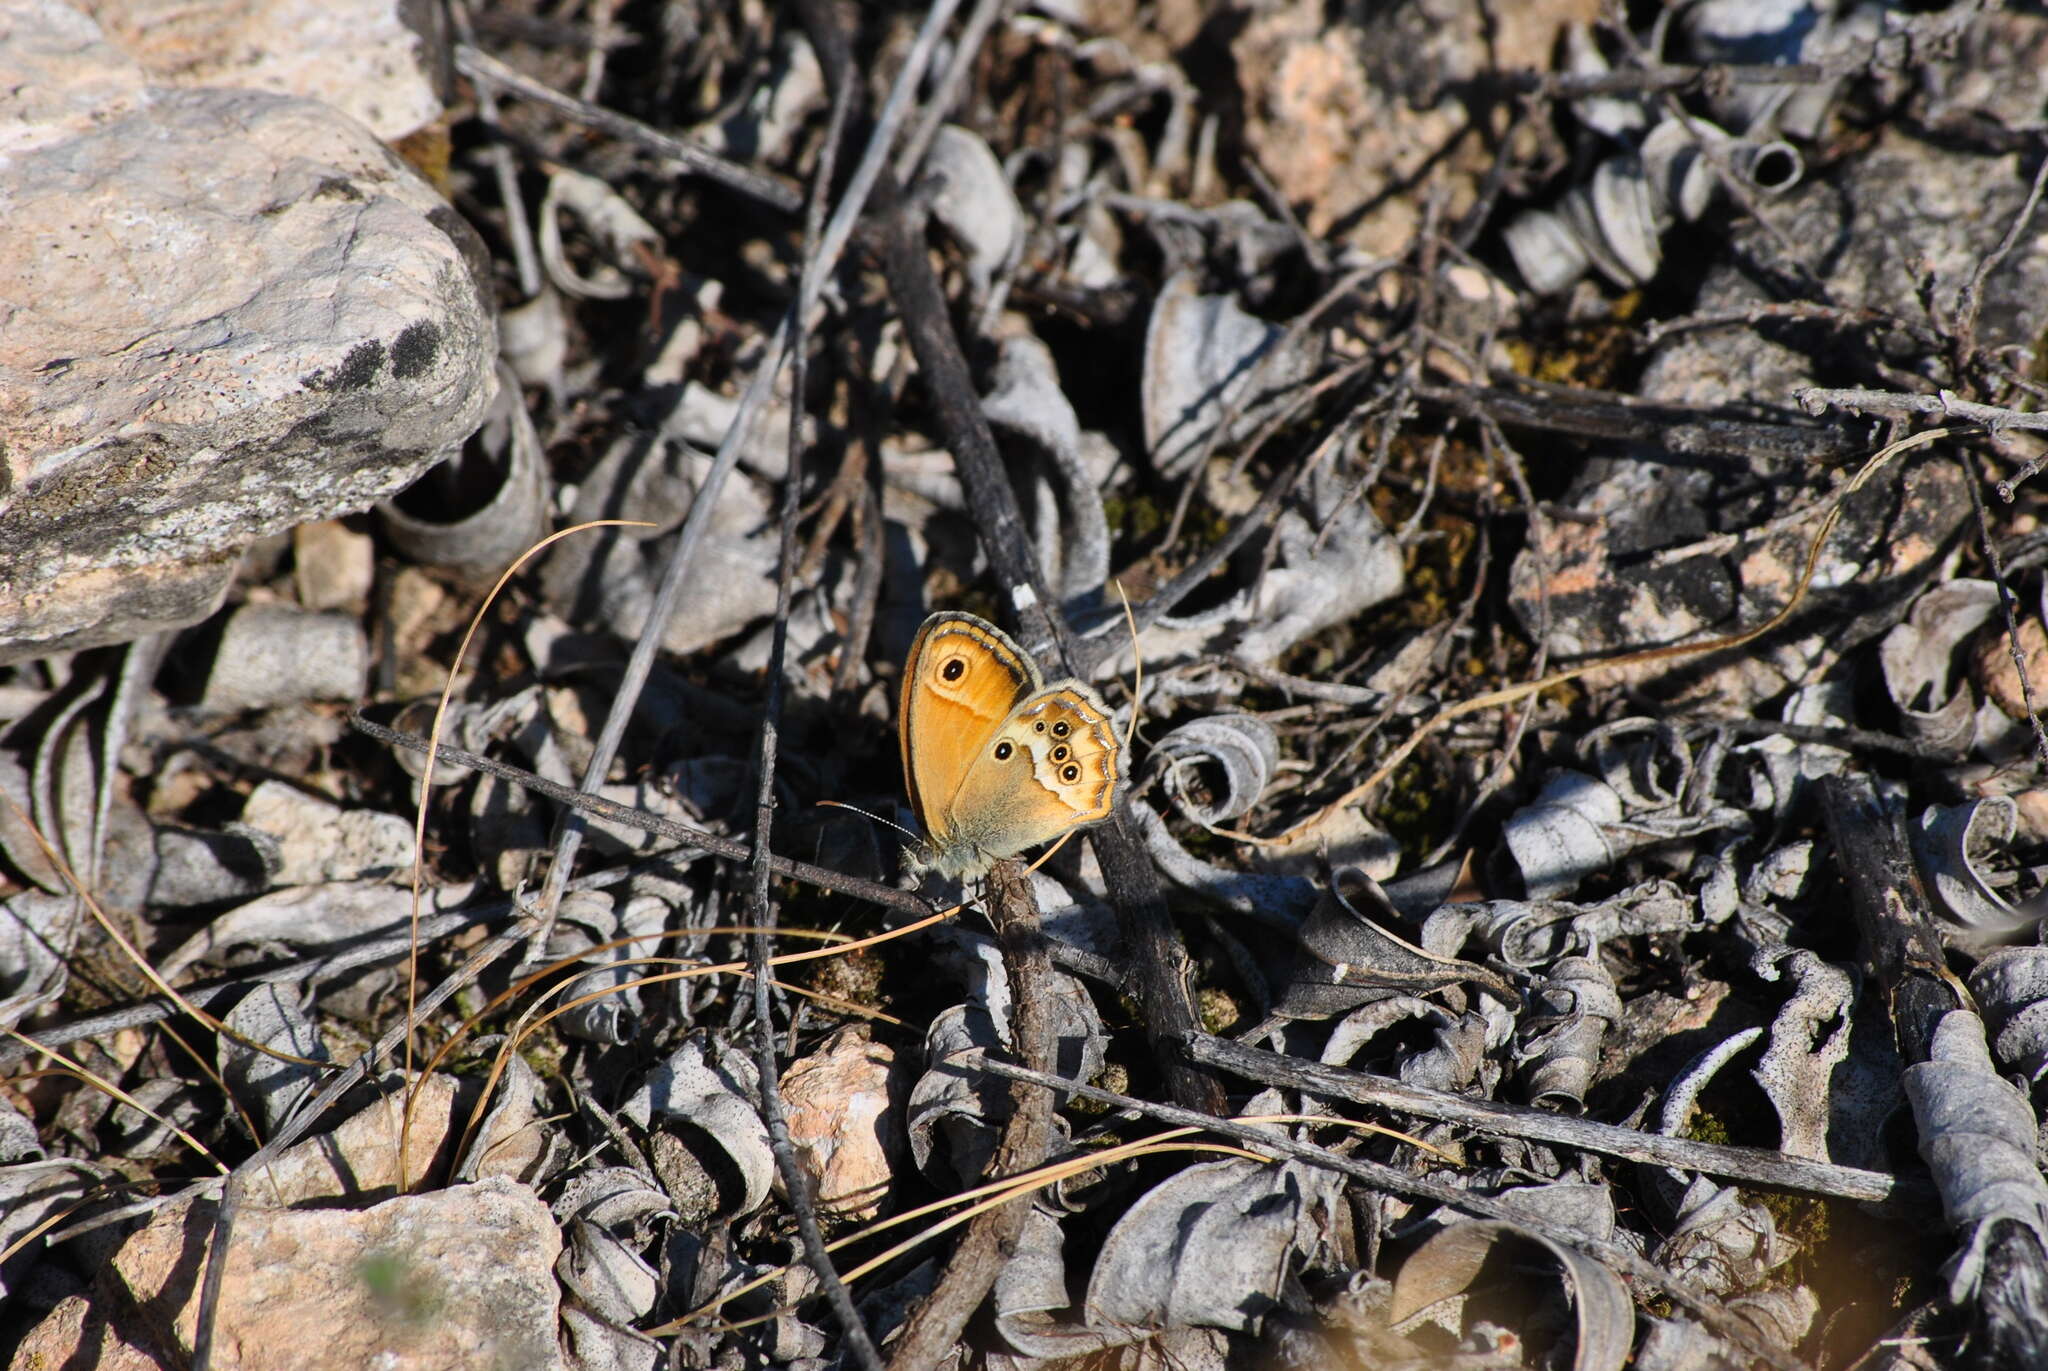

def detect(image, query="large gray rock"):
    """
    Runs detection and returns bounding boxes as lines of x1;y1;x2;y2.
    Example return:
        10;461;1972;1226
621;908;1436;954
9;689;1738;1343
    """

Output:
78;0;447;144
0;0;492;663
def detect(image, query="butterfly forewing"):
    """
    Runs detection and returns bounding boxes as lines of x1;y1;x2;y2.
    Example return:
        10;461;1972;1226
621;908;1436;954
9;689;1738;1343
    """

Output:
900;614;1037;850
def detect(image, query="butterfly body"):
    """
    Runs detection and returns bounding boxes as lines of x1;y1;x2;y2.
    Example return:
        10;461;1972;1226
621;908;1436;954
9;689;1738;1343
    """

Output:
899;612;1119;880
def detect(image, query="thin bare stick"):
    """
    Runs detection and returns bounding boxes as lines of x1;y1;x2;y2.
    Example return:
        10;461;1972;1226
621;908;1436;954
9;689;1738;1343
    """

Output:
1798;385;2048;434
884;860;1055;1370
1180;1030;1902;1204
744;48;883;1367
453;44;803;214
526;0;959;957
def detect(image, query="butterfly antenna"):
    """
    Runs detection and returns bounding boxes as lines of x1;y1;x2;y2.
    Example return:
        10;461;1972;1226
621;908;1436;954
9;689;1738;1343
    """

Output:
1113;578;1142;750
816;799;921;846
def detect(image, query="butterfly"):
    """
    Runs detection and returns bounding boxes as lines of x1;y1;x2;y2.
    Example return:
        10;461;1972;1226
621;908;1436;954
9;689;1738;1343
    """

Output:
898;611;1120;880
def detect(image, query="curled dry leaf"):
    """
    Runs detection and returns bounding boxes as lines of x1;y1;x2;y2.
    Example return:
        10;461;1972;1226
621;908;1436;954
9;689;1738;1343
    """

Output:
1913;797;2034;934
155;878;477;982
0;890;77;1032
1516;955;1621;1114
1879;579;2003;755
378;362;551;584
218;981;331;1135
553;1166;675;1325
907;1001;1008;1186
1636;1286;1820;1371
0;1158;107;1302
543;434;782;656
1278;867;1518;1021
619;1035;774;1217
981;333;1112;610
1387;1218;1634;1371
1152;713;1280;827
1422;880;1695;970
1902;1009;2048;1305
926;124;1022;304
1131;796;1319;925
1082;1157;1343;1336
538;167;663;301
1142;270;1321;480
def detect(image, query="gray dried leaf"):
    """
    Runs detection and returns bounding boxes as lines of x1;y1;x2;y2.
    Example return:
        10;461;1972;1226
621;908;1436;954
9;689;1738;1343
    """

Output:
1387;1218;1633;1371
561;1305;665;1371
33;676;103;894
218;982;330;1134
1670;1180;1796;1297
498;286;567;398
378;362;550;583
109;1078;209;1161
150;825;278;907
982;334;1111;609
962;933;1108;1109
0;890;78;1031
1423;880;1695;969
1969;945;2048;1087
907;1001;1007;1185
1503;771;1627;899
1506;751;1742;899
538;167;661;301
1279;868;1518;1021
1129;797;1317;926
1517;955;1621;1113
1641;117;1721;224
620;1035;773;1215
1637;1285;1819;1371
1563;22;1647;141
1914;797;2032;934
0;1095;40;1164
236;779;415;886
1400;1005;1507;1096
544;436;780;656
699;31;822;165
993;1209;1129;1359
1321;995;1452;1068
1152;714;1278;826
155;878;476;981
1083;1158;1340;1334
1142;270;1319;479
1879;579;2002;753
0;1158;106;1301
1749;948;1853;1161
544;889;645;1045
927;124;1023;303
1660;1026;1763;1157
199;603;370;712
664;379;794;480
1236;461;1402;666
554;1167;674;1324
1902;1009;2048;1305
1504;109;1797;294
0;751;62;893
456;1049;554;1185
